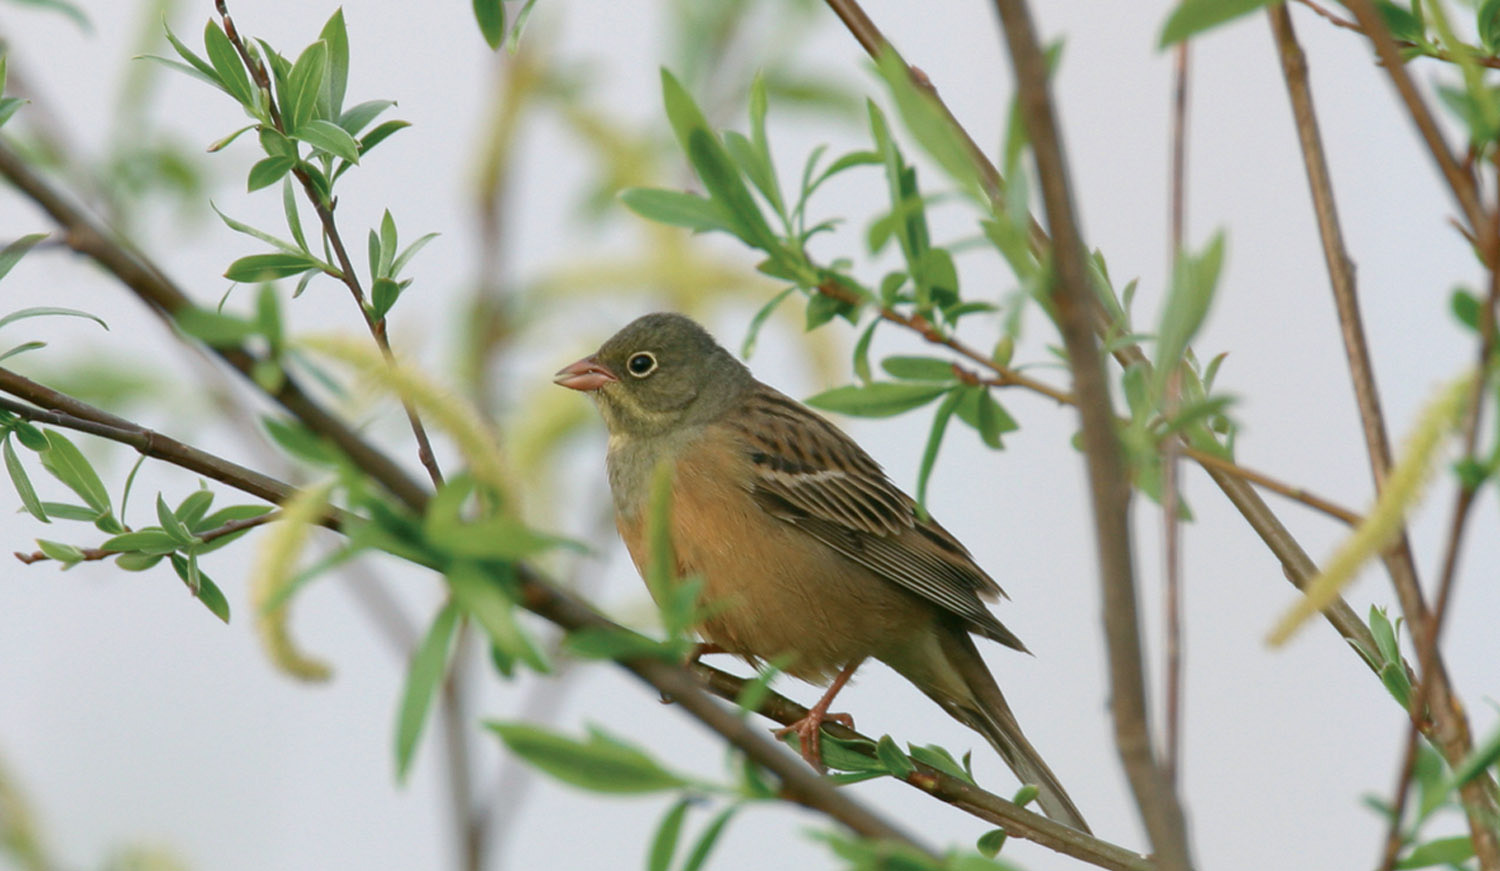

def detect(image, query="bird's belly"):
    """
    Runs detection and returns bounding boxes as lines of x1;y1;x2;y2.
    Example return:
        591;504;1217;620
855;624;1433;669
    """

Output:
618;469;930;685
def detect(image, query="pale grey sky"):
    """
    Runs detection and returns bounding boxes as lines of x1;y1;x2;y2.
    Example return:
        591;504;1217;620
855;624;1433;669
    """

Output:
0;1;1495;870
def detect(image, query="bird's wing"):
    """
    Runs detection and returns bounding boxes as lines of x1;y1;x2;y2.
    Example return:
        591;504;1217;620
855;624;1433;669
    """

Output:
720;384;1024;651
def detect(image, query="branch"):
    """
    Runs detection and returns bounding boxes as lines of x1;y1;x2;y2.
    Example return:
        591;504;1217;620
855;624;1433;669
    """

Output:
13;510;279;564
692;663;1155;871
0;140;432;512
0;368;935;857
213;0;446;490
990;0;1192;867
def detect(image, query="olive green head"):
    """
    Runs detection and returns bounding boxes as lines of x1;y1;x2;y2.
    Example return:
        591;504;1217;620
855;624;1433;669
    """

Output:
554;313;754;436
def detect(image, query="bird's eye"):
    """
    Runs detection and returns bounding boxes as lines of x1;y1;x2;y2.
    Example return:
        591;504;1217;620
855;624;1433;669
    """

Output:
626;351;658;377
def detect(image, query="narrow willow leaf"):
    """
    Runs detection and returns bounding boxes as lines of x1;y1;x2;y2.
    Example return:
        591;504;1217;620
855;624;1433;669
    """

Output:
620;188;732;234
318;8;349;118
39;430;111;514
157;493;196;545
881;355;957;382
741;287;797;358
163;21;219;82
5;437;47;522
391;232;438;277
202;20;255;108
875;735;915;778
359;119;409;155
0;306;106;332
224;253;319;282
908;743;975;784
36;539;84;564
680;805;739;871
1154;231;1226;399
804;382;949;418
1159;0;1278;47
0;234;48;282
447;562;549;673
473;0;506;49
296;118;361;165
915;389;962;511
338;99;394;136
486;722;693;794
852;318;880;384
648;799;691;871
247;156;294;191
283;40;328;132
101;529;180;555
395;600;461;781
1395;836;1476;869
176;308;258;346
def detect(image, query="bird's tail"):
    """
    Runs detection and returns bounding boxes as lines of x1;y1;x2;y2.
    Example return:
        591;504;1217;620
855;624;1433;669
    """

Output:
893;627;1090;833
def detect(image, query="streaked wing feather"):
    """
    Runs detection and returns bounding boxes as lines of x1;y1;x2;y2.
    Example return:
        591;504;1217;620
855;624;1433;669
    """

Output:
726;385;1021;650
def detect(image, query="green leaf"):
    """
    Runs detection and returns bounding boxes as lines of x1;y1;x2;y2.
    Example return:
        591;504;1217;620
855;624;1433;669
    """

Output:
648;798;691;871
378;210;399;277
0;96;25;129
473;0;506;49
741;287;797;358
338;99;394;136
1379;1;1426;43
1395;836;1476;869
156;493;197;545
176;489;215;528
915;389;963;511
1450;721;1500;788
395;600;461;781
202;20;255;108
486;722;693;794
225;252;319;282
170;553;230;622
805;382;950;418
370;277;402;321
39;430;111;515
163;20;219;82
881;355;957;382
318;8;349;118
686;129;779;252
1154;231;1225;398
562;627;681;661
908;744;975;784
283;40;328;132
391;232;439;277
176;308;258;346
0;234;48;282
214;201;320;258
296;118;361;165
1369;606;1400;664
661;68;714;158
680;805;739;871
0;305;108;333
1452;288;1481;331
247;156;294;192
38;502;98;522
5;437;47;522
955;386;1018;450
197;503;274;532
36;539;84;564
724;130;783;218
852;319;880;384
976;829;1007;859
876;735;915;778
873;52;983;205
115;552;164;572
1159;0;1278;47
447;562;549;673
1481;0;1500;53
101;529;181;556
620;188;732;234
359;119;410;156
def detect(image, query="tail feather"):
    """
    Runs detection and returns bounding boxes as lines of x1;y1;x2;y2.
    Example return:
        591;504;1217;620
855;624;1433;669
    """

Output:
899;626;1091;833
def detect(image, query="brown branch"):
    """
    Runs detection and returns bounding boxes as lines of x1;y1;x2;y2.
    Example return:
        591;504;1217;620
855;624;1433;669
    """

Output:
1275;6;1500;864
1293;0;1500;69
13;510;279;565
0;364;934;856
0;141;432;512
1178;447;1360;526
1162;40;1191;788
990;0;1192;867
214;0;445;490
1340;0;1492;247
691;663;1155;871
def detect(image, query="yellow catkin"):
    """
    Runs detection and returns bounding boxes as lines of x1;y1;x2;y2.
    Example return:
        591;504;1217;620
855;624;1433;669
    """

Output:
250;480;335;681
298;336;512;502
1267;371;1474;646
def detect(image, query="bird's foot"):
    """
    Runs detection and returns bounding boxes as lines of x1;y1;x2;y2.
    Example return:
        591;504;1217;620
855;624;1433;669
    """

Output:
774;709;855;772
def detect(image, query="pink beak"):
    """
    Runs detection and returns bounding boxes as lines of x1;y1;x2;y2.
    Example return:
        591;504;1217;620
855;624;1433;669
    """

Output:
553;355;618;392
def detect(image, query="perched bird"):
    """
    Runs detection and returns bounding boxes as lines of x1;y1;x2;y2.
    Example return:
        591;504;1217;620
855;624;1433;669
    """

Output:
555;312;1088;832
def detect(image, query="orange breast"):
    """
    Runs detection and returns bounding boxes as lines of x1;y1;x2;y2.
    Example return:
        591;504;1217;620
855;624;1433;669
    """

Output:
615;426;932;684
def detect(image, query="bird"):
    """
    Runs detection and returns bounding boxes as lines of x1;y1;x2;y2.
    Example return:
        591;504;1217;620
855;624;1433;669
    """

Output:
554;312;1088;832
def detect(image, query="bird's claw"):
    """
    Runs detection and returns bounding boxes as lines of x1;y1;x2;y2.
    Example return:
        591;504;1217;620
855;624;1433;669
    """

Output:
774;710;855;772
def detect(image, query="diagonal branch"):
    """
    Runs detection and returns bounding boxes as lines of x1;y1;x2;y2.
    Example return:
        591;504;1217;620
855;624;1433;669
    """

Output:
990;0;1192;867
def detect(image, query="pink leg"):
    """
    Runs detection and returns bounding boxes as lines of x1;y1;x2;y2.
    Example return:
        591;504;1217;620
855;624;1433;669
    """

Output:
774;660;861;772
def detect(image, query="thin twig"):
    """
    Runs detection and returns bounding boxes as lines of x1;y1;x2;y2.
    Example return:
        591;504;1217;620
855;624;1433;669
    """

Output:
1340;0;1492;246
214;0;445;490
691;663;1155;871
1162;40;1190;788
1293;0;1500;69
13;510;280;564
990;0;1192;866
